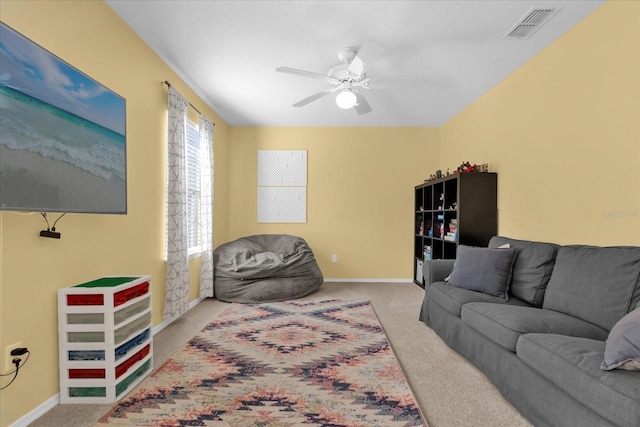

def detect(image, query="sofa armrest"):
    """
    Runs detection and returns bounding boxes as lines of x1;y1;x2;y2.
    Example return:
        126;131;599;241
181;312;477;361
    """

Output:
422;259;456;288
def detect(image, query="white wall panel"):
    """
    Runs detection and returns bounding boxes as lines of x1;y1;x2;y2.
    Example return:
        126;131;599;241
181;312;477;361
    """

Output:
257;187;306;223
258;150;307;186
257;150;307;223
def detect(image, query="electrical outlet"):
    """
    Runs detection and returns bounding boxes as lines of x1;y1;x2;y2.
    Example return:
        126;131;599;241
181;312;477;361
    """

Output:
3;342;24;373
332;254;338;263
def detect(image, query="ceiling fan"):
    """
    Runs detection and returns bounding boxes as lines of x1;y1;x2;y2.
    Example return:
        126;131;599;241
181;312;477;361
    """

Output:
276;42;384;115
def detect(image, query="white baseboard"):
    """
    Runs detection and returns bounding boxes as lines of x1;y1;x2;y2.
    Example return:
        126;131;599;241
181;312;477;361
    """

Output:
323;278;413;283
152;297;203;335
9;297;204;427
9;394;59;427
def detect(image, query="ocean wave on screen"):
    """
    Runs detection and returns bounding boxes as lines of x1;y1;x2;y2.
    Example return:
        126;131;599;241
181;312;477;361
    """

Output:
1;116;125;182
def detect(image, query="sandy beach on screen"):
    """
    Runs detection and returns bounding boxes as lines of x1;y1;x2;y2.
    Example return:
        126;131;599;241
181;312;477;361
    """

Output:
0;145;126;212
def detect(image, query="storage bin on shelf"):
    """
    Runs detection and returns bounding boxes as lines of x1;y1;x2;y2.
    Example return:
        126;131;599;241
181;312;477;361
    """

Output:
57;276;153;404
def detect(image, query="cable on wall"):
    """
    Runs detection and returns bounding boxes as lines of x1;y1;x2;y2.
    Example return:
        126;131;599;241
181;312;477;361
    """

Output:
0;349;30;390
39;212;65;239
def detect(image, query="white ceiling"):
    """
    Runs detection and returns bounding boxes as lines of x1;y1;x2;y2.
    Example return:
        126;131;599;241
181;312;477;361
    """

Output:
106;0;605;127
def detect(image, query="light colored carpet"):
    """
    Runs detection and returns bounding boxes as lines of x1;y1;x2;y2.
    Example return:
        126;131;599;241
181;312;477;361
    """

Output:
28;282;531;427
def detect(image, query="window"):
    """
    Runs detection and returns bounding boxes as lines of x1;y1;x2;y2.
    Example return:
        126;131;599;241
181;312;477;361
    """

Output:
165;119;203;259
186;120;201;255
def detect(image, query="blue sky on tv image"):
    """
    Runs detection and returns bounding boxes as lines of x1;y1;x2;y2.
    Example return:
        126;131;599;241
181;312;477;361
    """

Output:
0;23;125;135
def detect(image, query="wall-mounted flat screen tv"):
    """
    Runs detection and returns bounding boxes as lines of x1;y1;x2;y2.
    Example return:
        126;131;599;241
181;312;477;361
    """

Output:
0;21;127;214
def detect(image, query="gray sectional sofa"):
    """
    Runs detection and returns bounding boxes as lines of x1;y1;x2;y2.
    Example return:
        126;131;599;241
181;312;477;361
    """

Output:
419;236;640;427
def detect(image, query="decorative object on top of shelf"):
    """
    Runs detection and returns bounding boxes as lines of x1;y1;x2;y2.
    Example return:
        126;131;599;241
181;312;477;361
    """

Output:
456;161;490;174
457;161;476;173
425;162;489;182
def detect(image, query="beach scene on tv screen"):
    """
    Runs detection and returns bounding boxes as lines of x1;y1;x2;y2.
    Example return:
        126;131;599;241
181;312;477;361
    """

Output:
0;23;126;213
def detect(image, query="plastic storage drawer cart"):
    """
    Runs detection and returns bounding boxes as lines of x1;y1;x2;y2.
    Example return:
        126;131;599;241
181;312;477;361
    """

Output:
57;276;153;404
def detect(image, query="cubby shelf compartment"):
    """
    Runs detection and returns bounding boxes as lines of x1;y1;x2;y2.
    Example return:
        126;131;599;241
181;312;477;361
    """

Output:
414;173;497;287
58;276;153;404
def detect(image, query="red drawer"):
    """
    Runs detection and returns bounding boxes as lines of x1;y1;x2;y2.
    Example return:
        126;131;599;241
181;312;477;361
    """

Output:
115;344;150;379
67;294;104;306
114;282;149;307
68;368;106;379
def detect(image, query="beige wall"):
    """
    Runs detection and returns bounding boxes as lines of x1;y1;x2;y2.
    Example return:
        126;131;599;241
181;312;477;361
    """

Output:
440;1;640;245
228;127;440;278
1;0;639;425
0;2;229;425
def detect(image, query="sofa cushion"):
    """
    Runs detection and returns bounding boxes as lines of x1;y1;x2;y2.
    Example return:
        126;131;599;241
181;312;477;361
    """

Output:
428;282;531;318
543;245;640;331
517;333;640;427
489;236;560;307
447;245;517;301
602;307;640;371
461;303;609;352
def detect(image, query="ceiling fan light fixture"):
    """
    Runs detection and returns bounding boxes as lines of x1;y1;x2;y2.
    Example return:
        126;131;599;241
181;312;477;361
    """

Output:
336;89;357;109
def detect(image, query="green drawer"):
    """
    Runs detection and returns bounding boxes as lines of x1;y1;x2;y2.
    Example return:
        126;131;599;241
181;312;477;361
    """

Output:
116;359;151;396
68;386;106;397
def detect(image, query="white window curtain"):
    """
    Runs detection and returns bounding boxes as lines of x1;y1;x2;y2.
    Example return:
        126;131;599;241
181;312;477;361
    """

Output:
164;86;190;319
199;115;214;298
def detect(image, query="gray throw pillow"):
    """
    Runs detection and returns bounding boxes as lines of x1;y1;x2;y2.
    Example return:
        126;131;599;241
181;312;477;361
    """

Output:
488;236;560;307
601;308;640;371
447;245;517;301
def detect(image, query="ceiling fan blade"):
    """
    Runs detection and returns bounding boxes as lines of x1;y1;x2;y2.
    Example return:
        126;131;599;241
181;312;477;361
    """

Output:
348;42;385;75
354;92;372;115
276;67;339;85
293;88;337;107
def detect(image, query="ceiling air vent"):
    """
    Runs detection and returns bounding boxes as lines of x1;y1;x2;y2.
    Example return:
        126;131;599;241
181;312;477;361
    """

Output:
503;6;561;39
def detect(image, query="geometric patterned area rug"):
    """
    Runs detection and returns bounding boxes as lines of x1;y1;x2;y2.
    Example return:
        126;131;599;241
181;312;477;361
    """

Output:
96;300;427;426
